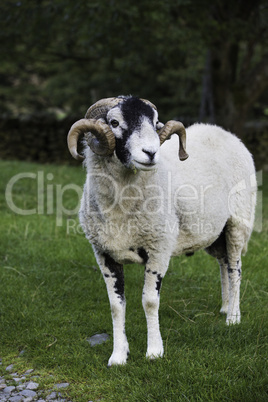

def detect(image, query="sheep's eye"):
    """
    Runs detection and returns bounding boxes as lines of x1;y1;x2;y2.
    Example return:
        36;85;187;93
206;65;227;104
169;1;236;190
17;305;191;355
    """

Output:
111;120;119;128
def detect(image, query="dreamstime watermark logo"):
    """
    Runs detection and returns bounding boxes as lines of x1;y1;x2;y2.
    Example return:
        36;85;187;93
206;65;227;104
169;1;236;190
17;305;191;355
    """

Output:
5;169;263;235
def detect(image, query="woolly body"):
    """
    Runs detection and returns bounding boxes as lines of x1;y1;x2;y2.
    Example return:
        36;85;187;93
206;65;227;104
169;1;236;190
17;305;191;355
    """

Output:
80;124;255;263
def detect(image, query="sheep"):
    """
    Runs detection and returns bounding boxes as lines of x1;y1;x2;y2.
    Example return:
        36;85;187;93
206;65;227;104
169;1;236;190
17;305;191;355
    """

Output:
67;95;256;366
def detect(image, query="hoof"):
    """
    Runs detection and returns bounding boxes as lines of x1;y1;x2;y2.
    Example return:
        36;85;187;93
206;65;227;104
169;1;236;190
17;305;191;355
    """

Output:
220;305;228;315
107;349;129;367
146;348;164;360
226;312;241;325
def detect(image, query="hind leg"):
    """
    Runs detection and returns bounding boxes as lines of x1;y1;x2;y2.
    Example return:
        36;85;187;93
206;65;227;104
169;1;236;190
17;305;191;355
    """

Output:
219;254;242;324
226;255;242;325
218;257;229;315
225;225;244;325
206;222;245;324
205;228;229;316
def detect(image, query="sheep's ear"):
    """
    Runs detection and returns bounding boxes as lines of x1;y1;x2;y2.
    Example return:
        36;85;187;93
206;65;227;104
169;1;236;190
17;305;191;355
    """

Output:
156;121;164;131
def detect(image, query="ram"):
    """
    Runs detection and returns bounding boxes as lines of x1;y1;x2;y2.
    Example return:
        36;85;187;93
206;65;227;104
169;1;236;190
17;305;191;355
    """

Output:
67;95;256;366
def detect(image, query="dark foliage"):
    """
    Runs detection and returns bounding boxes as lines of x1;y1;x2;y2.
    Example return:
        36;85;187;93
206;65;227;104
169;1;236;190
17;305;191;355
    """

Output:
0;0;267;154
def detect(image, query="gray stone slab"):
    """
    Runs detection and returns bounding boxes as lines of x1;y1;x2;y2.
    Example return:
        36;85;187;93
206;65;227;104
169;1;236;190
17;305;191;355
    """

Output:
87;333;110;346
21;389;37;397
55;383;69;389
3;386;16;393
9;396;23;402
26;381;39;390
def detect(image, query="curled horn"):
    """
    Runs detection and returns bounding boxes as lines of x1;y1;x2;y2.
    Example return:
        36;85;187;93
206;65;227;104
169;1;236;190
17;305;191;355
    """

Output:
67;119;116;160
67;98;122;160
85;97;123;119
158;120;189;161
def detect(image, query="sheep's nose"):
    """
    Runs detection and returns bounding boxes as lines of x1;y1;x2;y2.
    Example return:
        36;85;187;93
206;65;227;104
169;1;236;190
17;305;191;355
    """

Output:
142;149;156;161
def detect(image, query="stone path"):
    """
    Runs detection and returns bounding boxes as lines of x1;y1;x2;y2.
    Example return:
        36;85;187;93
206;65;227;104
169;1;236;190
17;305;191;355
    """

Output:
0;334;108;401
0;361;72;402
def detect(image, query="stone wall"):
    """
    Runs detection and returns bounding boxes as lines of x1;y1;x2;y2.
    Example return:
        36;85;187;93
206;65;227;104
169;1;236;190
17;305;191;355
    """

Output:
0;115;80;166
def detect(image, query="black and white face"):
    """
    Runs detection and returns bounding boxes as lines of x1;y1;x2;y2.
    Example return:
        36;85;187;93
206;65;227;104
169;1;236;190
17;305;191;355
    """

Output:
106;97;160;171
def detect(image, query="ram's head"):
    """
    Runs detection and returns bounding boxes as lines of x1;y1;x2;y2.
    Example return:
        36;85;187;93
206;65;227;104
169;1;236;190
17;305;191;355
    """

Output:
67;96;188;170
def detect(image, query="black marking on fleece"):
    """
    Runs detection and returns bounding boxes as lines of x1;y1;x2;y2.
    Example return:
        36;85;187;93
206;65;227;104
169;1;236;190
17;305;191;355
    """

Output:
121;97;154;133
205;224;227;260
103;253;125;300
115;97;155;165
138;247;149;264
115;135;131;166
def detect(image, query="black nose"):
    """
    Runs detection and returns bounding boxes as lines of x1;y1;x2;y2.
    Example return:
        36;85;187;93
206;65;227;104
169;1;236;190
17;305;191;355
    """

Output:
142;149;156;161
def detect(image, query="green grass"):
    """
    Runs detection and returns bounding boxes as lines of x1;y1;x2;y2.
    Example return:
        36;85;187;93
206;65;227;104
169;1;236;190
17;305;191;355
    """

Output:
0;159;267;401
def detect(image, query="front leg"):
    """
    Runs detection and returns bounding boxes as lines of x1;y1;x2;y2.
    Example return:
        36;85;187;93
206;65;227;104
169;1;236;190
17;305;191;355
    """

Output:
95;251;129;366
142;259;169;360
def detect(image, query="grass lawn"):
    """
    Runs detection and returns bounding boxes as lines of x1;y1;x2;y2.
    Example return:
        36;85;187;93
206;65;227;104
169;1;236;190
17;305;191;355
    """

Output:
0;159;267;401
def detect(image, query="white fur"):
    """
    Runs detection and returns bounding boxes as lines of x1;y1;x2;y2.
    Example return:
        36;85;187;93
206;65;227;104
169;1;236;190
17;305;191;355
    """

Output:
79;121;256;365
128;118;160;169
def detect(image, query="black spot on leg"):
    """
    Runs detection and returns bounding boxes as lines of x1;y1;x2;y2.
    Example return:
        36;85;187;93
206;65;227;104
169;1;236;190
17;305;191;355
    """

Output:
228;259;242;276
103;253;124;301
237;259;241;276
138;247;149;264
156;274;162;294
144;267;163;294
